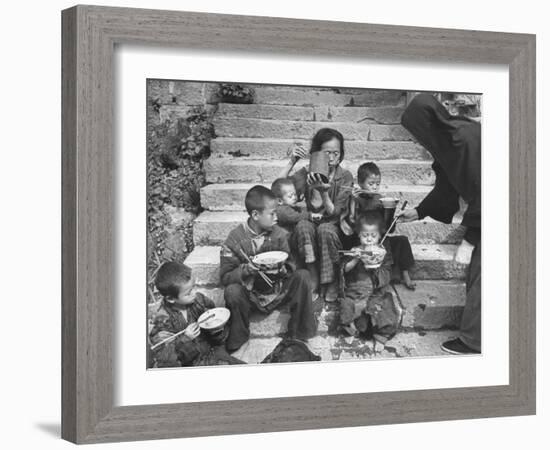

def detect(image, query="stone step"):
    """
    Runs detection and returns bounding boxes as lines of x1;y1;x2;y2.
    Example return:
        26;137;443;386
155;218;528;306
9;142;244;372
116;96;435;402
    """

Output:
393;281;466;330
192;211;464;246
215;103;405;124
184;244;467;286
211;138;430;160
230;330;460;364
212;117;413;141
149;280;465;343
201;183;434;211
204;158;434;185
251;86;407;107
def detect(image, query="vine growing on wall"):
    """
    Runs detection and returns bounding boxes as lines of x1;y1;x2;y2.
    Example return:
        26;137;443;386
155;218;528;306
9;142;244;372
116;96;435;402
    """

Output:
147;105;215;301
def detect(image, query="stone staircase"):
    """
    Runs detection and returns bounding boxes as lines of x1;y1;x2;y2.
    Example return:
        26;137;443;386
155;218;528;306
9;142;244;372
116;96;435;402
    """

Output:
183;86;466;362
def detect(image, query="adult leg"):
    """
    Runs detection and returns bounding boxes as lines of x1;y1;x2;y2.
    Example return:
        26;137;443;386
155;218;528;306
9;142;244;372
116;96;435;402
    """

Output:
293;219;319;292
284;269;317;341
317;222;343;289
459;242;481;351
440;242;481;354
223;283;252;352
389;235;416;289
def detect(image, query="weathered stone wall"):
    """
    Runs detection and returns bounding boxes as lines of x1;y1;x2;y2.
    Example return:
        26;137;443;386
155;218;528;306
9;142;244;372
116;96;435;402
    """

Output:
146;80;221;301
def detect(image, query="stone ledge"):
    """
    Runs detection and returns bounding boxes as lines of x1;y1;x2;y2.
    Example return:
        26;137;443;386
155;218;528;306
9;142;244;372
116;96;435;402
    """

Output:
212;118;413;141
200;183;434;211
252;87;406;107
216;104;406;124
211;138;430;160
193;211;464;246
204;158;435;185
185;244;467;286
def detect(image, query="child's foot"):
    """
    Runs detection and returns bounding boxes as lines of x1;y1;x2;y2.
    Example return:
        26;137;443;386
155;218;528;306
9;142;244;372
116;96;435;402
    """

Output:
402;271;416;291
323;282;339;303
340;323;358;337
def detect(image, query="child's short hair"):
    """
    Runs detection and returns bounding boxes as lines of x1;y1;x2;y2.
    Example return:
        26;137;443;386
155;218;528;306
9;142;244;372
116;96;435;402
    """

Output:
155;261;192;298
357;162;381;184
245;185;276;214
271;178;294;198
356;210;386;235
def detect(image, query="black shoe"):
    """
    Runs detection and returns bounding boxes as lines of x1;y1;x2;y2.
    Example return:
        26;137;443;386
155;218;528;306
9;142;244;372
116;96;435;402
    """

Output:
441;338;480;355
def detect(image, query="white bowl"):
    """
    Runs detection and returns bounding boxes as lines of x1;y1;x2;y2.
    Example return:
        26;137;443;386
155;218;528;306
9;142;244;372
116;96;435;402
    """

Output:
198;307;230;331
252;251;288;270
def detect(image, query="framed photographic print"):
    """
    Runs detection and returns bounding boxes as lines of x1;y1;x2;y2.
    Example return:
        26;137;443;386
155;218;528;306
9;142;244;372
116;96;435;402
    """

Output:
62;5;536;444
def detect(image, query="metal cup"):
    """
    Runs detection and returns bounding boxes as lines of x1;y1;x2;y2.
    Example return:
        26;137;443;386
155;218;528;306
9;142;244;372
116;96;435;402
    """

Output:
309;151;330;184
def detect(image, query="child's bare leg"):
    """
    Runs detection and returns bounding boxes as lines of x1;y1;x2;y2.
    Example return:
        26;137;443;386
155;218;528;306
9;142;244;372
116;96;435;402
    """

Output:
306;262;319;293
402;270;416;290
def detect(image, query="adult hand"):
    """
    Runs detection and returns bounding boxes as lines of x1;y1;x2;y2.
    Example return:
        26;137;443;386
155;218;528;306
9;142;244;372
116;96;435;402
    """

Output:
306;173;331;191
454;239;475;264
397;208;419;222
183;323;200;340
288;142;308;163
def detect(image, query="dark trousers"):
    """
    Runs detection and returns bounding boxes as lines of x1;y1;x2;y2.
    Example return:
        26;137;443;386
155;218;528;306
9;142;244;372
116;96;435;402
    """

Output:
223;269;317;352
459;242;481;351
388;235;415;271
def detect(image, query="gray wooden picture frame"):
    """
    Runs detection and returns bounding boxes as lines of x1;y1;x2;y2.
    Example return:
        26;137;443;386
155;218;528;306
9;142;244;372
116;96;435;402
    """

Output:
61;5;536;444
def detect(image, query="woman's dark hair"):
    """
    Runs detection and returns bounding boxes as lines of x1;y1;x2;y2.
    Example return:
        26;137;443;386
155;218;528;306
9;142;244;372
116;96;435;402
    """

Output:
310;128;345;163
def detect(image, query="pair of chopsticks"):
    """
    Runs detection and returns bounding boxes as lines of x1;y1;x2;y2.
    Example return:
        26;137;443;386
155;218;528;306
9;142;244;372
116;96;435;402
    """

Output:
379;200;408;245
150;312;215;350
340;186;370;194
239;249;274;288
338;250;360;256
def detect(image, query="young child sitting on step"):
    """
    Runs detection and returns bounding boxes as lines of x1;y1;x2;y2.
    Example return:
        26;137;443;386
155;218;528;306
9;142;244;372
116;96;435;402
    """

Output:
220;185;318;353
339;211;400;343
271;177;323;293
149;261;242;367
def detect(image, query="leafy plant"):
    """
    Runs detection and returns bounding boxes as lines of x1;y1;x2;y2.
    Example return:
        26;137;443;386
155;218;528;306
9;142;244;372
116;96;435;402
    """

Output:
217;83;255;104
147;105;215;289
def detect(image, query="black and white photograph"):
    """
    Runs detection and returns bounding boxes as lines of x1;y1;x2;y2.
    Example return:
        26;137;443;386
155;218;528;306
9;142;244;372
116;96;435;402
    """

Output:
146;80;481;368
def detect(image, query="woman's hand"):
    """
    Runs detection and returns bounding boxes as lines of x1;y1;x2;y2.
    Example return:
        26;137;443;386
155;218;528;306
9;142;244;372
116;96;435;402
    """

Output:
397;208;419;222
306;173;331;191
454;239;475;264
183;323;200;340
288;142;308;163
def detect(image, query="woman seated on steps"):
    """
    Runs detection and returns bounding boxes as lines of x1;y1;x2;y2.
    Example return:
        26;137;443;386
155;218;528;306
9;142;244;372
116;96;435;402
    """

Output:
278;127;353;302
